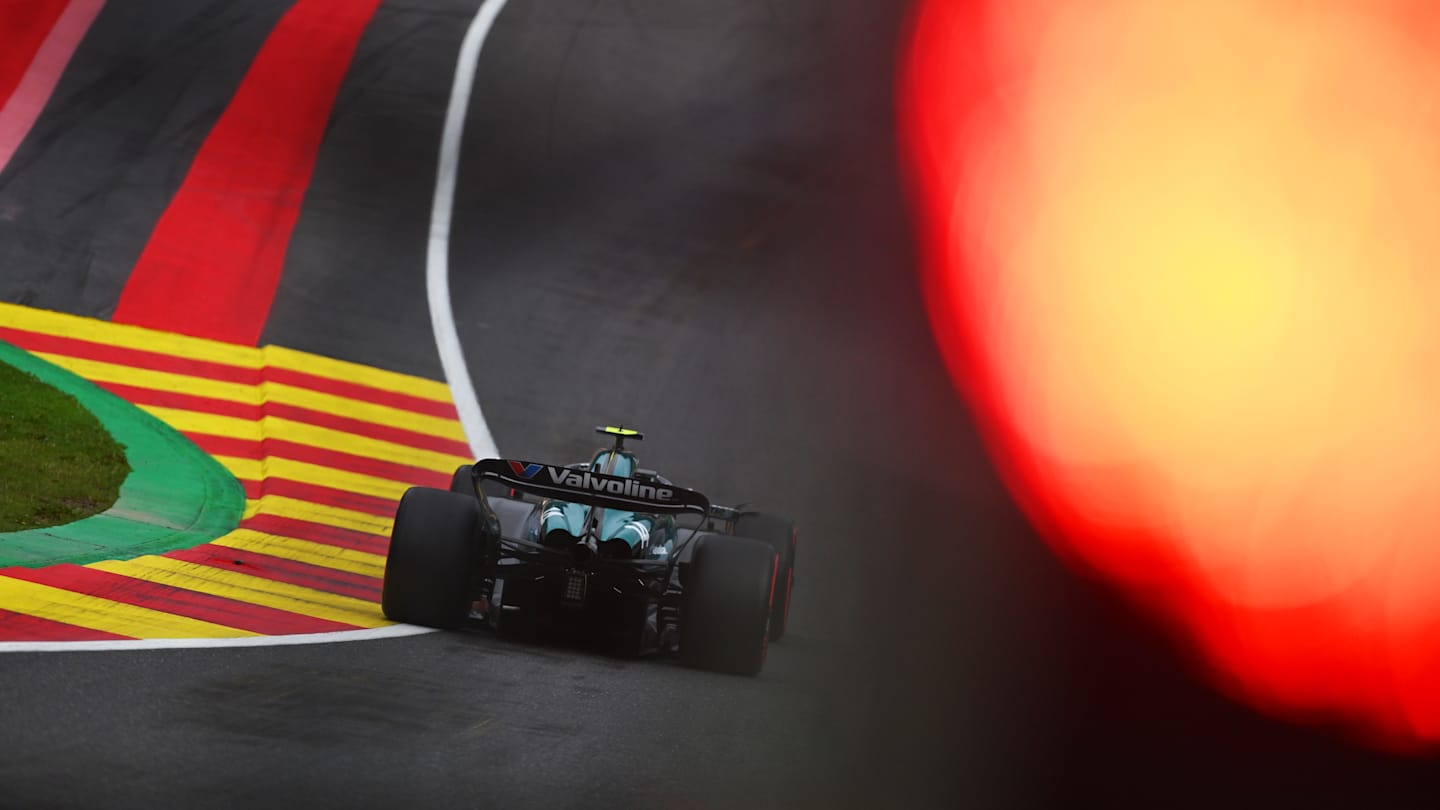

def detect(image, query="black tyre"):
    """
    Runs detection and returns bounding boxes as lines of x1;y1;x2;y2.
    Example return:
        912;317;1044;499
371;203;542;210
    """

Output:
449;464;473;495
735;513;797;641
381;486;478;628
680;535;777;676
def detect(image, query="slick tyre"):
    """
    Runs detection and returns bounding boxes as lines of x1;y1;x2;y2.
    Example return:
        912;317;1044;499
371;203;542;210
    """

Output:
681;535;778;676
381;486;478;629
449;464;473;495
735;513;797;641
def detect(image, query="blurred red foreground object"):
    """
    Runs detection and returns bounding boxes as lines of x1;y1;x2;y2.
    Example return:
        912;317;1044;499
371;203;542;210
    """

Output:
901;0;1440;751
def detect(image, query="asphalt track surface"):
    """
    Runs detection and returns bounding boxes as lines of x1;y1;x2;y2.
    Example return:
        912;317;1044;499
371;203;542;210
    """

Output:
3;1;1440;808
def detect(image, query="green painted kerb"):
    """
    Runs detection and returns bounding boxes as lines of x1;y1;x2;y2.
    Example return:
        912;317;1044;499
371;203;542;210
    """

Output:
0;340;245;567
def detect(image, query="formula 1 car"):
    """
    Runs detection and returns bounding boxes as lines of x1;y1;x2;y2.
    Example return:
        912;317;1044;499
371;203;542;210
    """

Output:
380;427;797;675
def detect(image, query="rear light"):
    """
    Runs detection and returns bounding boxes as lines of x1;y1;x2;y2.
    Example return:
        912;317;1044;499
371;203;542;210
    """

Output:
563;571;587;605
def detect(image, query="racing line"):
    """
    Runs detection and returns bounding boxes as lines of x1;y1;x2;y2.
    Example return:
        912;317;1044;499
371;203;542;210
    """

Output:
426;0;507;463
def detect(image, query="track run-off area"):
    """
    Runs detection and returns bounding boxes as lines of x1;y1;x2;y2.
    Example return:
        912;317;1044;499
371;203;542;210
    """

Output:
0;0;494;647
0;301;463;645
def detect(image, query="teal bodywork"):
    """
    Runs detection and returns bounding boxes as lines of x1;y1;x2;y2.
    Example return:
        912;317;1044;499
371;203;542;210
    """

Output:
531;448;678;558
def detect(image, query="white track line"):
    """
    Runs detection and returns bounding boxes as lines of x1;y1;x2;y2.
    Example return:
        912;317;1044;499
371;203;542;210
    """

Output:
0;624;435;654
1;0;510;653
427;0;509;462
0;0;107;174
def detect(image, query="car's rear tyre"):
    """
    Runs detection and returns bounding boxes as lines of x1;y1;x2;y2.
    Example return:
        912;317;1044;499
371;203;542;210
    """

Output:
681;535;777;676
735;513;797;641
381;486;478;629
449;464;473;495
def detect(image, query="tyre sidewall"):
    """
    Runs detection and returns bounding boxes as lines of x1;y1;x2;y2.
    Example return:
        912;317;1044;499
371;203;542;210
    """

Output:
381;487;479;628
681;535;777;675
734;513;796;640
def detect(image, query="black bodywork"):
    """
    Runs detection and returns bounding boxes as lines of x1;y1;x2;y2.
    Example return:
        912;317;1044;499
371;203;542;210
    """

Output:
456;458;739;655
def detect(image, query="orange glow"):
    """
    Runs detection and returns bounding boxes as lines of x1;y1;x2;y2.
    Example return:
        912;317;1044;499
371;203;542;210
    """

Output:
902;0;1440;748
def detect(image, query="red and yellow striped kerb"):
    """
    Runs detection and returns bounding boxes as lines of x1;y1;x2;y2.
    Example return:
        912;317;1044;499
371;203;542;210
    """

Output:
0;302;470;641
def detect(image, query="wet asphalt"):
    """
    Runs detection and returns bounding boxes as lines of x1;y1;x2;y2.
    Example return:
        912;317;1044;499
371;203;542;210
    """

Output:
2;2;1439;808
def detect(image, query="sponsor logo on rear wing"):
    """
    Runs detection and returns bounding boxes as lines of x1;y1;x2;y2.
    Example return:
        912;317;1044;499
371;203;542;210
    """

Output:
472;458;710;515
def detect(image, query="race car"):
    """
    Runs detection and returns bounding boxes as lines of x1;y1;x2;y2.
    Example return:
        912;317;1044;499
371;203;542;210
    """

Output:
380;426;798;675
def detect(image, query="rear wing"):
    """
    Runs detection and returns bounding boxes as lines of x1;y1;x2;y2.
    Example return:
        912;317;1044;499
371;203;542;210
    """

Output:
471;458;710;516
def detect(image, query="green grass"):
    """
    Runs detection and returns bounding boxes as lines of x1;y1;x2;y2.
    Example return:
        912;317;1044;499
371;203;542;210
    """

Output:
0;359;129;532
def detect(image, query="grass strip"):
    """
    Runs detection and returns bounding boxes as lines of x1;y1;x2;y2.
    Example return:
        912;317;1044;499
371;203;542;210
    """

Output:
0;357;128;531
